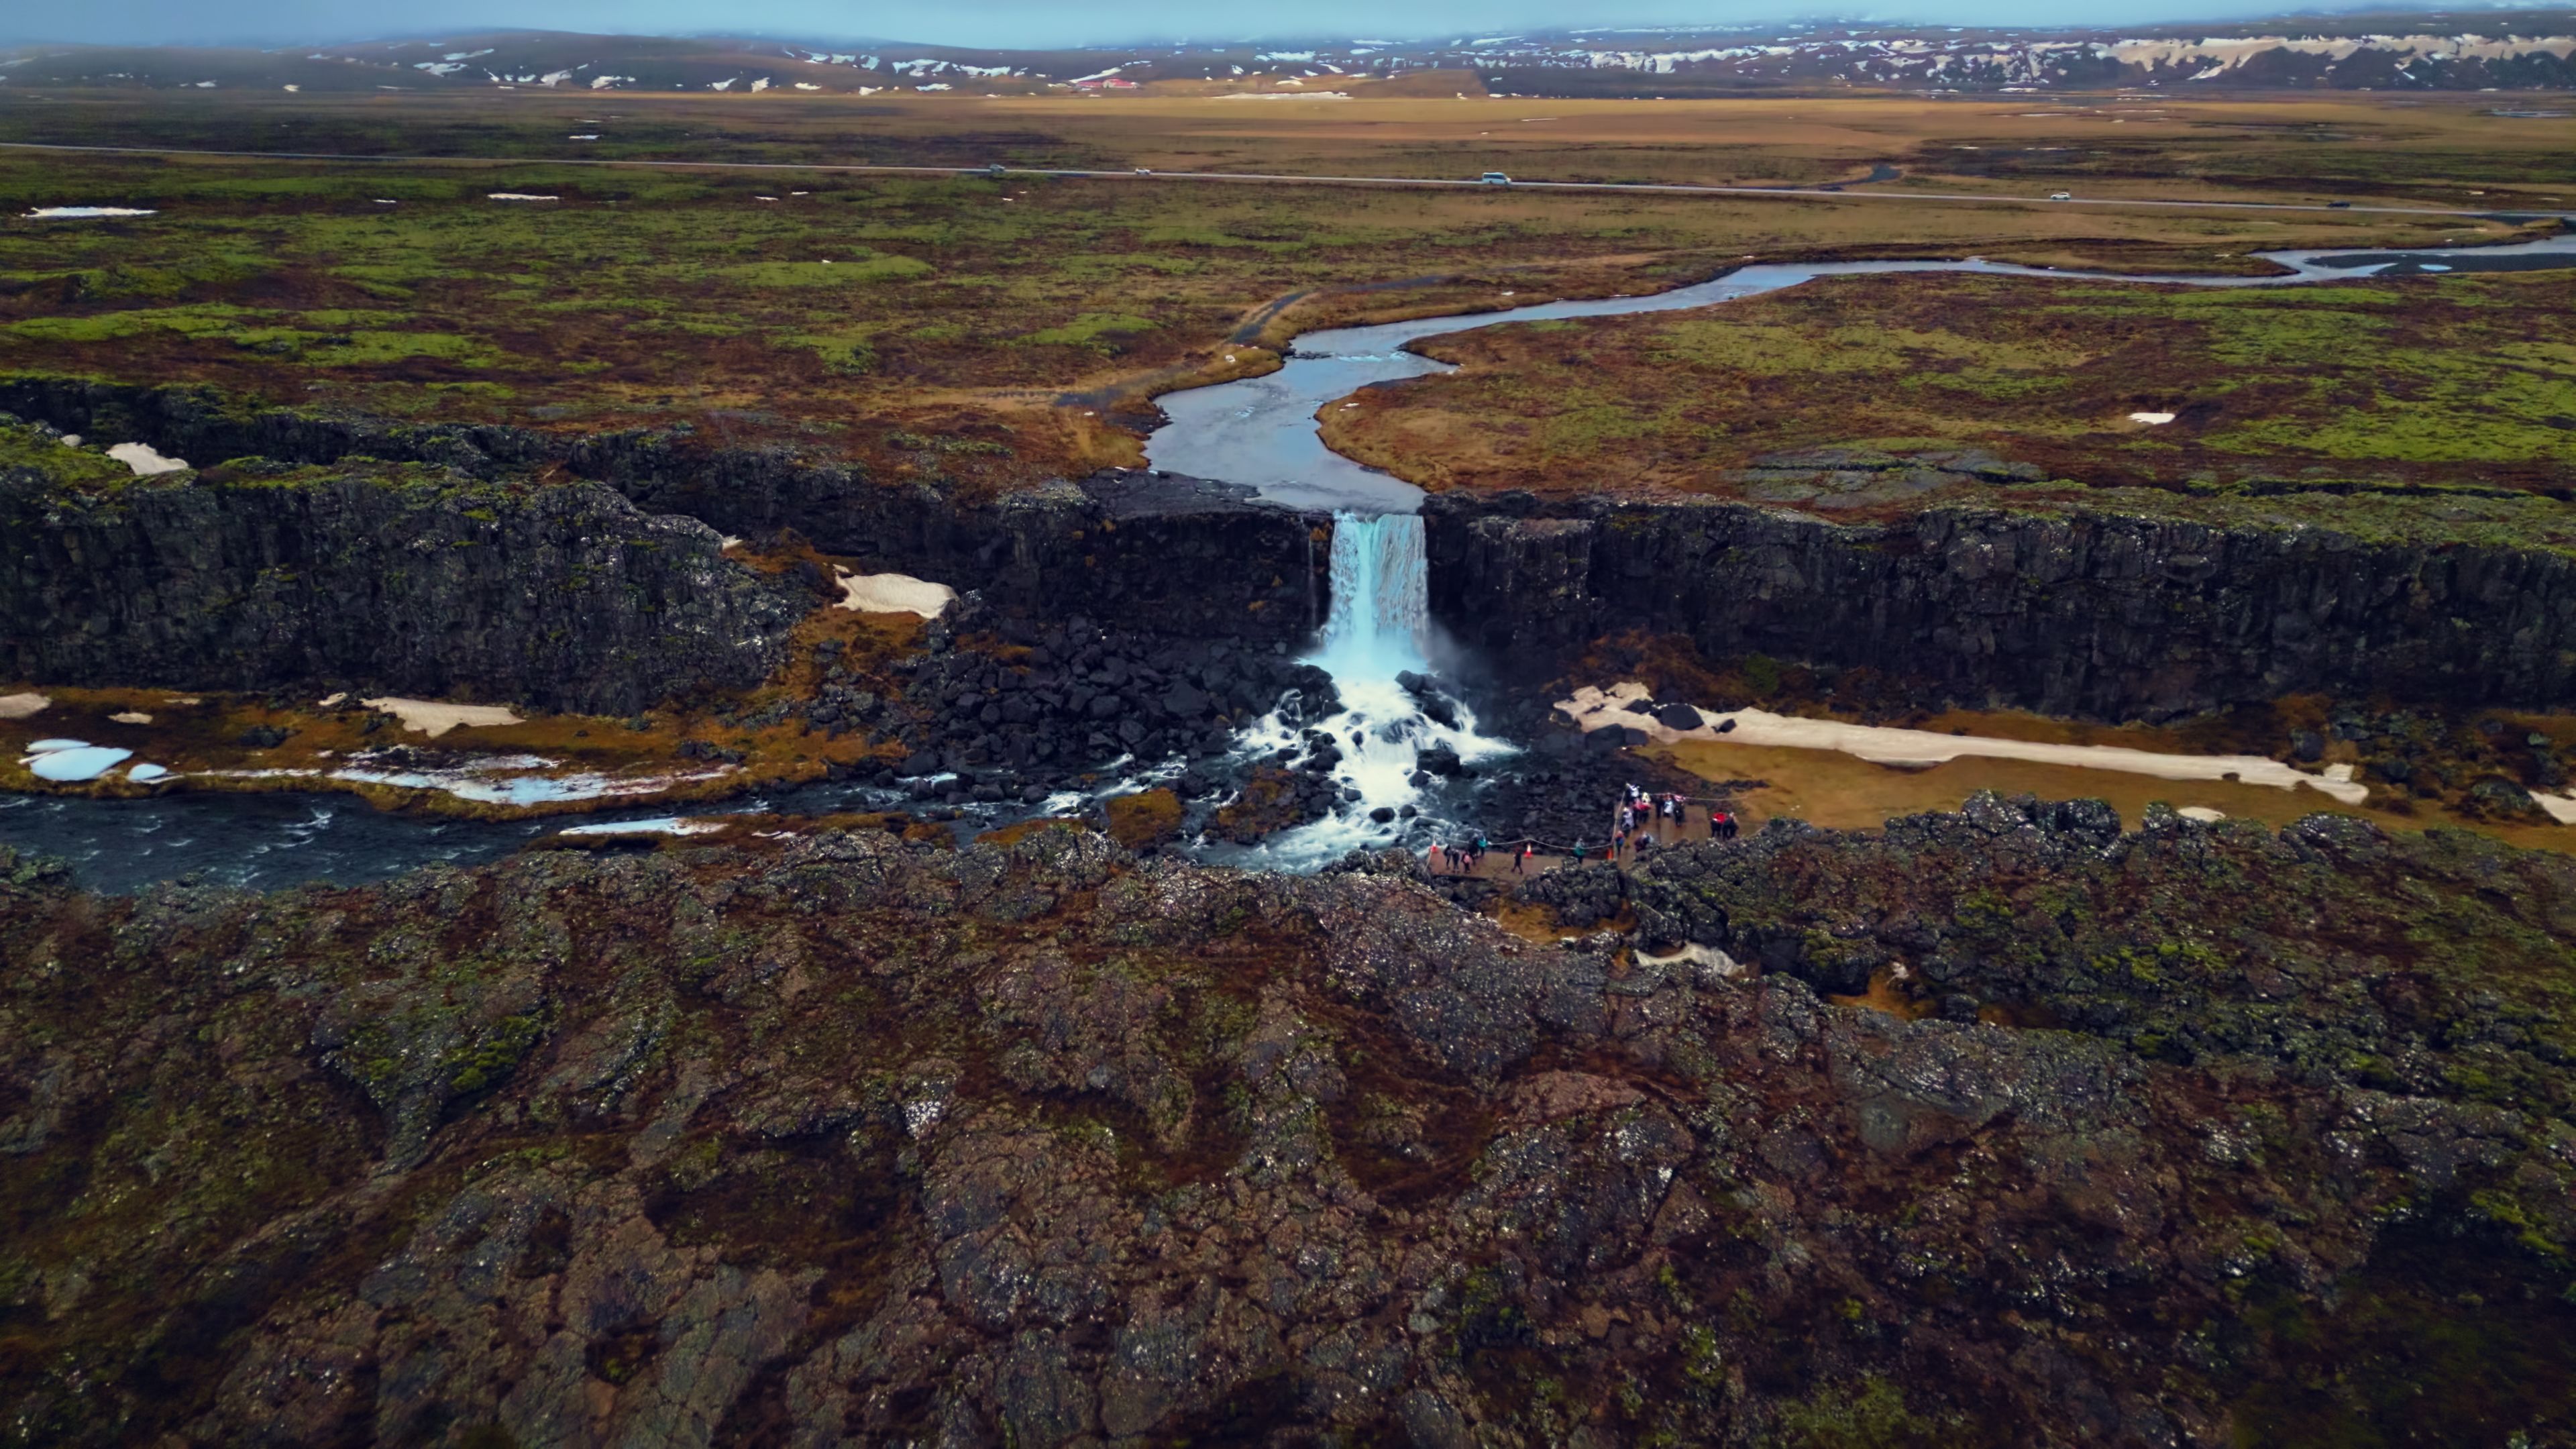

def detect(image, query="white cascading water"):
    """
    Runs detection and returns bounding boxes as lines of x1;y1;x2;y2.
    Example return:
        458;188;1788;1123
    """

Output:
1222;512;1517;865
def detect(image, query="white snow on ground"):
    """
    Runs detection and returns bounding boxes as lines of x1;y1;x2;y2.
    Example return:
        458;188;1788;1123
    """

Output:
25;207;157;219
106;442;188;476
0;693;48;720
2129;411;2177;424
557;816;729;837
108;711;152;724
834;568;956;617
127;763;168;782
359;697;525;738
488;193;560;203
19;742;133;782
1559;682;2371;805
2533;792;2576;825
203;759;735;806
1636;941;1746;981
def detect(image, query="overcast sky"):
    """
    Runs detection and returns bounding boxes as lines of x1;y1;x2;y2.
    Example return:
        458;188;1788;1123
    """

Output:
13;0;2510;48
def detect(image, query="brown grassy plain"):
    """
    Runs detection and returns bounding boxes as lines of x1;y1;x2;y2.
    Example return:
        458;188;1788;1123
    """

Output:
0;88;2559;488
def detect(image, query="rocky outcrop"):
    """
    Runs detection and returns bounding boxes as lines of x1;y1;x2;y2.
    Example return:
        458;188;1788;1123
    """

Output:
1426;491;2576;717
0;462;803;714
5;807;2575;1447
883;614;1338;792
0;377;1327;645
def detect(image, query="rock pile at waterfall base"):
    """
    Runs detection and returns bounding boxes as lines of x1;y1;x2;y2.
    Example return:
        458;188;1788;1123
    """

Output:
877;614;1337;802
7;800;2575;1446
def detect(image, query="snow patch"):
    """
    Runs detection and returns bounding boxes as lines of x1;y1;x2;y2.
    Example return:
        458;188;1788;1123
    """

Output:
107;441;188;475
835;568;955;617
1558;684;2371;805
21;743;132;782
557;816;727;837
359;697;525;738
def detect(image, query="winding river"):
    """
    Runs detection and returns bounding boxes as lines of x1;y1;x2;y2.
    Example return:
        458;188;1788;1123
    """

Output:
8;232;2575;890
1146;233;2576;513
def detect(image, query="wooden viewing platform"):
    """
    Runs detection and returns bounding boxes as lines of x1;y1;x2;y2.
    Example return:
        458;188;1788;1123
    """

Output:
1424;798;1736;881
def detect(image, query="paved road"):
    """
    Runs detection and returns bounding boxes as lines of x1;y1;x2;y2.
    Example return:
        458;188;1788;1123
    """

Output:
5;140;2563;221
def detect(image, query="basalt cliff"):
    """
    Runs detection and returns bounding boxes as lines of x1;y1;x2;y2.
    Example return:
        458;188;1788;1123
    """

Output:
1424;490;2576;719
11;377;2574;724
0;448;804;717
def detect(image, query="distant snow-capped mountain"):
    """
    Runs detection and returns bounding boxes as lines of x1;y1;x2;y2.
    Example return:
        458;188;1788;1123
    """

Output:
4;11;2571;94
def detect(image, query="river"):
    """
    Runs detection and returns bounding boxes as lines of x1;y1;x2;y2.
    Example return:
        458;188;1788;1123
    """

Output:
1144;233;2576;513
9;233;2575;890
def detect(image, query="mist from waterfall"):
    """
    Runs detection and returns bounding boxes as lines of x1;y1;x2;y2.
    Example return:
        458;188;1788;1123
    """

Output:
1216;511;1516;867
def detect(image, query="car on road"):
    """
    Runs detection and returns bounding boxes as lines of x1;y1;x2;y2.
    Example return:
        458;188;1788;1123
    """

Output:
1481;172;1512;186
2048;191;2074;201
982;163;1007;177
1134;167;1152;175
2328;200;2353;208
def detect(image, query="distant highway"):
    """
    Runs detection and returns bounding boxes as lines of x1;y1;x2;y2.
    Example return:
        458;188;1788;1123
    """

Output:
2;140;2565;222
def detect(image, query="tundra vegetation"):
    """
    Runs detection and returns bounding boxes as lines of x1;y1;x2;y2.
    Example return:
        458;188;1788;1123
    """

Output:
1325;268;2576;522
1;82;2575;1449
0;89;2548;488
1;803;2574;1446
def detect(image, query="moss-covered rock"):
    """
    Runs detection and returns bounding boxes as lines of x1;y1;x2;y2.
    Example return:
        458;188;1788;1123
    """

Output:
3;810;2574;1446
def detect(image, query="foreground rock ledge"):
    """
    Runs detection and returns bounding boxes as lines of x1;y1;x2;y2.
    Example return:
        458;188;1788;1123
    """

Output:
2;801;2572;1446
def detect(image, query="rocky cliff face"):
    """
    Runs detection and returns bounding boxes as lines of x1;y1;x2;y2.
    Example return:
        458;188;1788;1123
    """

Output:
0;460;803;715
1426;492;2576;718
1;806;2571;1447
27;374;2576;721
1;377;1326;646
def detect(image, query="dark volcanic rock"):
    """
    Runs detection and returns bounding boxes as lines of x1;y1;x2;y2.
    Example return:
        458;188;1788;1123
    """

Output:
0;461;801;715
1;372;1332;647
7;803;2571;1446
1424;490;2576;716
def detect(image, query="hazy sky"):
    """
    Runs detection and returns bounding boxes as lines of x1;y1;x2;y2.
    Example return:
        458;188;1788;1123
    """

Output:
13;0;2485;48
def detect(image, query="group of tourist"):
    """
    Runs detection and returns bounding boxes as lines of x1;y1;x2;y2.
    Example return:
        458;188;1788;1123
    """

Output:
1426;788;1743;877
1611;784;1685;860
1436;837;1493;875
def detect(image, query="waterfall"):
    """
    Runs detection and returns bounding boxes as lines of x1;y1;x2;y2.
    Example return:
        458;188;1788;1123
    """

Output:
1311;513;1430;683
1208;511;1516;866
